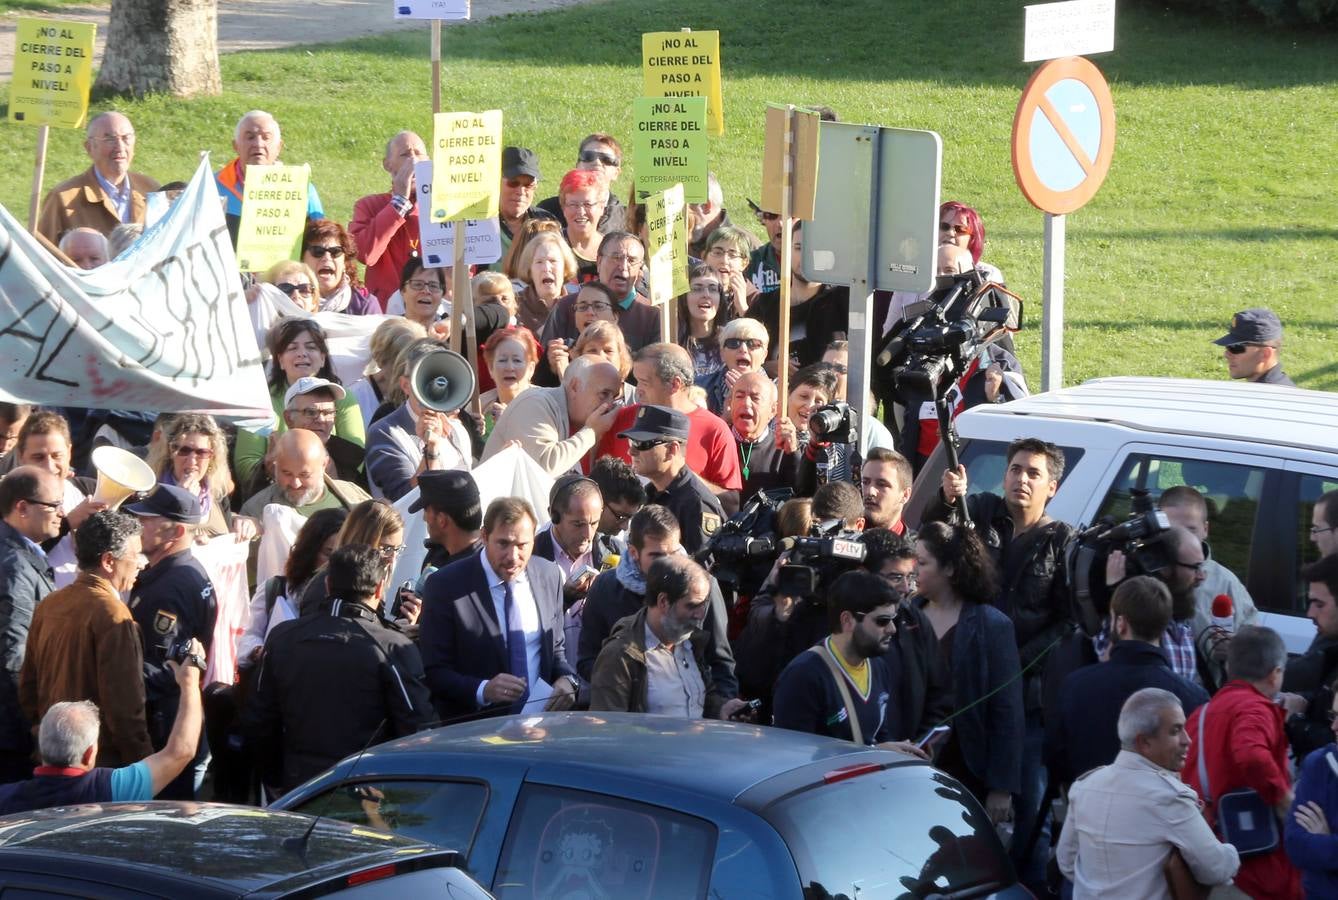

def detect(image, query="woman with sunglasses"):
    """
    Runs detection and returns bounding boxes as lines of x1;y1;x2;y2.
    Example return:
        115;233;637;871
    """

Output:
913;521;1023;828
939;201;1004;285
261;260;320;313
301;219;378;314
678;264;728;380
695;317;769;418
146;414;256;541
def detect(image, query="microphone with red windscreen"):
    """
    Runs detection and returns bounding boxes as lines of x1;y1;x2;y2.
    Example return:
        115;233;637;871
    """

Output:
1211;593;1234;634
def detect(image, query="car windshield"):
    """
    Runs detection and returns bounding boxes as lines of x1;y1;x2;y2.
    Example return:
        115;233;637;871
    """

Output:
763;768;1013;899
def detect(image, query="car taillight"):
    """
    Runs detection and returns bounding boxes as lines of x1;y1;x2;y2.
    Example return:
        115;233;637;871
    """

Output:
346;863;397;886
822;762;882;784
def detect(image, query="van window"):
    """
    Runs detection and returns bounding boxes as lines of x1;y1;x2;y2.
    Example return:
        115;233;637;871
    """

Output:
1298;474;1338;596
492;785;715;899
1096;455;1264;581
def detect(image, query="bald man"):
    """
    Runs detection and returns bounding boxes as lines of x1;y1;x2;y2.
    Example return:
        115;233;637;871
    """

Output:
482;357;624;476
59;228;109;270
350;130;430;307
728;371;798;497
239;429;368;520
37;111;160;246
216;110;324;245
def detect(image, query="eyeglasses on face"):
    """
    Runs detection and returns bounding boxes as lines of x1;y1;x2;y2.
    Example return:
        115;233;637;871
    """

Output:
939;221;971;236
881;572;916;586
378;544;406;559
504;177;535;189
853;611;896;628
173;445;214;459
690;282;721;295
601;252;643;267
824;362;848;375
630;438;670;453
578;149;619;167
757;211;780;222
564;200;602;211
22;497;63;510
574;302;612;314
1311;524;1336;536
406;279;444;294
305;245;345;259
1172;559;1207;574
723;337;765;351
707;247;746;262
277;282;313;296
293;407;336;422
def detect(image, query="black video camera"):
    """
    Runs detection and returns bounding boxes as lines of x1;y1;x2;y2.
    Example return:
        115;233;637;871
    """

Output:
809;401;858;445
777;518;867;599
1065;489;1173;636
695;487;793;593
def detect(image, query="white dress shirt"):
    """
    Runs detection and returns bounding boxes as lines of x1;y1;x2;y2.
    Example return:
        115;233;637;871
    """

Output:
475;552;542;708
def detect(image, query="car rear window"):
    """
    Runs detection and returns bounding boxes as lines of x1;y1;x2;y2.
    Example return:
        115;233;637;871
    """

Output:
764;768;1013;899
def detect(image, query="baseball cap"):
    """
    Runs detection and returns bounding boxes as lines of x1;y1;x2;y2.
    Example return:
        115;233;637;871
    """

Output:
124;484;204;524
1213;308;1283;346
284;375;347;408
617;404;690;443
409;469;481;516
502;147;540;181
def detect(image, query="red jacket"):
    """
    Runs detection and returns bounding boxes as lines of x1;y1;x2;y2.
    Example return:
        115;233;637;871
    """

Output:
349;192;420;311
1183;680;1300;900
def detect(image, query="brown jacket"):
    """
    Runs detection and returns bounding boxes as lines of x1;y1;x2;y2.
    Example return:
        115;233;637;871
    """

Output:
588;607;726;718
35;166;160;244
19;571;153;767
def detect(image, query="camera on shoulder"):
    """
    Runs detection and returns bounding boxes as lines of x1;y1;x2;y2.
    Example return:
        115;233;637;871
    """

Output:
1065;488;1173;636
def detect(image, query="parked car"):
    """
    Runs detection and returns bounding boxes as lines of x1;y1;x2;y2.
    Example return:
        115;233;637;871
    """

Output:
904;376;1338;652
272;712;1027;899
0;801;493;898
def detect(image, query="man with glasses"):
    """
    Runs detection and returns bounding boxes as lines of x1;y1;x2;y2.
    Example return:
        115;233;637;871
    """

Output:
621;405;724;557
0;467;62;782
744;199;784;294
280;377;366;489
37;111;160;246
772;569;926;755
589;457;645;549
1310;489;1338;559
123;485;216;799
215;110;324;246
1213;307;1295;386
542;233;659;353
537;133;626;233
350;130;429;307
1104;527;1207;684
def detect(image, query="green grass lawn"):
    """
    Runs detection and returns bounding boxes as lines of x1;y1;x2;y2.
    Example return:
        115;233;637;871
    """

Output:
1;0;1334;388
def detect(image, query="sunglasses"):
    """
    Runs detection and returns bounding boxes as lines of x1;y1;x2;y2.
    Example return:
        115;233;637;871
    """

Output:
305;245;345;259
277;282;314;296
630;438;670;453
174;446;214;459
854;612;896;628
1225;343;1260;355
22;497;63;510
757;211;780;222
723;337;765;351
578;149;620;167
505;177;535;189
939;222;972;236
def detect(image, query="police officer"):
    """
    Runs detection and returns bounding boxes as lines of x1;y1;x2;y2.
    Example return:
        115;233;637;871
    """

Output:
411;469;483;576
124;485;216;800
1212;307;1296;386
621;405;724;556
243;544;433;795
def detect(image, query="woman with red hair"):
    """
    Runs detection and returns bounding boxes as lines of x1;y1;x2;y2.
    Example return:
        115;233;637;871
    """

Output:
939;201;1004;284
479;326;540;432
558;168;607;280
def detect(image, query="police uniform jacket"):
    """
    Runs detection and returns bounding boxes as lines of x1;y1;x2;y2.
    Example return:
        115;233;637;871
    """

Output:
644;466;724;556
243;597;433;792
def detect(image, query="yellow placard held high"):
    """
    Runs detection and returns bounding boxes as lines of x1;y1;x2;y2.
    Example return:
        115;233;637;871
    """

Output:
8;18;96;129
430;110;503;223
234;164;310;273
633;97;708;204
642;30;723;136
645;183;688;307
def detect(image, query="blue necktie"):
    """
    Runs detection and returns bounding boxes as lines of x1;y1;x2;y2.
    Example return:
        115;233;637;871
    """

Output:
502;579;529;712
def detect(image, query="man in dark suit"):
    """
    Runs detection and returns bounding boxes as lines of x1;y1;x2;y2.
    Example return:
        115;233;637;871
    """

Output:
0;467;62;783
419;497;579;721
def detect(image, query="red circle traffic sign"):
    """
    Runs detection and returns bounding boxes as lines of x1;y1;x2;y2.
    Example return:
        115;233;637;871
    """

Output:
1011;56;1116;215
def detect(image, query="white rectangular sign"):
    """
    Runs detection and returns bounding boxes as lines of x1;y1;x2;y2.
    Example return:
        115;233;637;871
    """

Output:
415;160;503;267
1024;0;1115;62
394;0;468;20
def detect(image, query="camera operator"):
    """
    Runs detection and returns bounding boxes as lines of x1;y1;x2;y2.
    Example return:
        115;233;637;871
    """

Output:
791;365;852;498
733;482;865;710
1102;527;1207;684
576;505;736;699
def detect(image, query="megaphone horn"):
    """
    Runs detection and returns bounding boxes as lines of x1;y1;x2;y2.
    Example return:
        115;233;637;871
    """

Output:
90;445;158;510
409;348;477;414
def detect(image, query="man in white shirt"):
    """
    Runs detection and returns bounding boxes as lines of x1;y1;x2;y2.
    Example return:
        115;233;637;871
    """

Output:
1057;687;1240;898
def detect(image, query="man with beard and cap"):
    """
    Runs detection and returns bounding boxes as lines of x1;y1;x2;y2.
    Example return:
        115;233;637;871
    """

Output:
350;130;430;309
772;569;926;756
1213;307;1295;386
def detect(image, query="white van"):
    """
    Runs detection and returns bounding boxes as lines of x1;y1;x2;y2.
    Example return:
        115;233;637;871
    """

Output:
903;377;1338;654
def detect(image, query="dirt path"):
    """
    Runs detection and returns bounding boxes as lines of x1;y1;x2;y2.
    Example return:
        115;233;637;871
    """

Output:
0;0;595;82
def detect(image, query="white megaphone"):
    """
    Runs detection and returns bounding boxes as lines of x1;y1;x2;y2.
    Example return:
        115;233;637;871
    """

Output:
90;445;157;510
409;347;477;414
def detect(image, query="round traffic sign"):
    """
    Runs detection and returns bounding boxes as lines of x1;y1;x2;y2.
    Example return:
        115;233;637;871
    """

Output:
1011;56;1116;215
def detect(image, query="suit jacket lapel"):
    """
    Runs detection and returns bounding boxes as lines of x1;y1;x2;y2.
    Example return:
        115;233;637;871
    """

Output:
470;555;508;668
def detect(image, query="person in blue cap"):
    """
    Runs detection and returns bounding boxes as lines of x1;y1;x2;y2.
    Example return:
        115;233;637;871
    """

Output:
621;405;724;556
123;484;216;800
1213;307;1295;386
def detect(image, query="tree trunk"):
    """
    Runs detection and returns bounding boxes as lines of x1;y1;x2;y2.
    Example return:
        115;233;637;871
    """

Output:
94;0;221;98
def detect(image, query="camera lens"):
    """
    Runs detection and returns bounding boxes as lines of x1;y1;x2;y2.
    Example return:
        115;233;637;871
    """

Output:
810;407;842;436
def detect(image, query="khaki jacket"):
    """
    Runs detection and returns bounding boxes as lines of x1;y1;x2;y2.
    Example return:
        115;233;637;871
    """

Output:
18;572;154;767
36;166;160;244
588;607;725;718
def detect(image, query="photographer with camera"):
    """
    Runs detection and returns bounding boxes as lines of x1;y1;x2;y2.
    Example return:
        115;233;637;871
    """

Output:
123;485;216;801
790;365;857;497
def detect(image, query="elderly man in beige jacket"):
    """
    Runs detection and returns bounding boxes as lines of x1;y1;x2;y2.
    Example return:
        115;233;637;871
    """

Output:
481;356;623;476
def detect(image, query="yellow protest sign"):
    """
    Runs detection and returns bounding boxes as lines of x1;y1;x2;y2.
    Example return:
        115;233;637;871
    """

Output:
8;18;96;129
642;30;723;136
633;97;708;204
234;164;311;273
645;183;688;307
430;110;503;223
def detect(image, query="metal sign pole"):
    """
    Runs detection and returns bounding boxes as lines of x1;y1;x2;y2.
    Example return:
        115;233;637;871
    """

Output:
1041;211;1065;391
776;105;795;415
844;127;880;438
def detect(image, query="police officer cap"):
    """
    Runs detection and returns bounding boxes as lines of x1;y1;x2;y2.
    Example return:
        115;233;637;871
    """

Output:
409;469;480;515
1213;307;1283;346
618;404;690;443
124;484;204;524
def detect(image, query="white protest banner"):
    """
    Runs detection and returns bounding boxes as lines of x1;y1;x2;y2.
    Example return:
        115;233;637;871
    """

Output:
393;0;468;19
247;283;390;389
0;157;273;418
192;535;251;687
414;160;503;267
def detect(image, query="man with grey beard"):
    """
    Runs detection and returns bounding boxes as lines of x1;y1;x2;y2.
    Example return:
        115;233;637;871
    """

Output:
240;429;368;520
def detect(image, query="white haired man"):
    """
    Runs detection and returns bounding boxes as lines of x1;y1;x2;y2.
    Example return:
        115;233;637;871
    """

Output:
215;110;324;243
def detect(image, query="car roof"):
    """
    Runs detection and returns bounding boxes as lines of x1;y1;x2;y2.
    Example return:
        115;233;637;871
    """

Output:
353;713;903;801
959;376;1338;454
0;801;443;895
